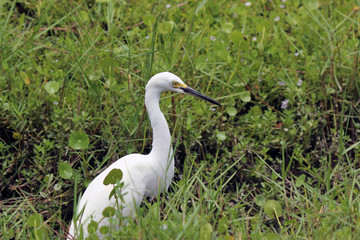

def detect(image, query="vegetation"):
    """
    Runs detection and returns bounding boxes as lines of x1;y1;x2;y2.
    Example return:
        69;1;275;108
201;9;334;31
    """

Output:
1;0;359;239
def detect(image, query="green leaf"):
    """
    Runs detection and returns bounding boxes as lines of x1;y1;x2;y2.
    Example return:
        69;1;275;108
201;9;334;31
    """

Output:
264;200;282;219
109;188;116;200
287;12;299;25
230;30;243;44
87;220;98;234
45;81;60;95
68;132;89;150
99;226;109;235
27;213;42;227
304;0;320;10
186;114;193;130
250;106;263;116
158;21;174;34
100;57;117;75
194;55;208;70
103;168;123;186
255;194;266;207
143;15;155;27
226;107;237;117
214;41;229;61
217;216;229;234
326;87;336;96
216;131;227;141
31;225;48;239
12;132;22;140
239;91;251;102
20;71;30;85
79;10;89;22
200;223;213;240
114;45;129;54
58;162;73;179
44;173;54;187
295;174;306;187
221;22;234;34
53;183;61;191
102;207;115;217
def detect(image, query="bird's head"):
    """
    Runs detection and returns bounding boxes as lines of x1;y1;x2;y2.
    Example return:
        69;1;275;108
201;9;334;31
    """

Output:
146;72;221;106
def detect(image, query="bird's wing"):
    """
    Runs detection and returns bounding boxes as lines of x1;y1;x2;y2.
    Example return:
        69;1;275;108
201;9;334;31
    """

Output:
68;154;148;238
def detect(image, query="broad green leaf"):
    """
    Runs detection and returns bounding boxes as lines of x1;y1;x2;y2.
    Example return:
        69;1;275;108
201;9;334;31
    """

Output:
217;216;229;234
255;194;266;207
45;81;60;95
12;132;22;140
143;15;155;27
88;82;100;97
100;57;117;75
87;220;98;234
304;0;320;10
68;132;89;150
53;183;61;191
230;30;243;44
295;174;306;187
222;22;234;34
102;207;115;217
200;223;213;240
158;21;174;34
31;225;48;239
103;169;123;186
27;213;42;227
58;162;73;179
223;234;234;240
264;200;282;219
99;226;109;235
214;41;229;61
216;131;227;141
239;91;251;102
326;87;336;95
250;106;263;116
240;37;250;50
256;19;270;34
79;10;89;22
226;107;237;117
287;12;299;25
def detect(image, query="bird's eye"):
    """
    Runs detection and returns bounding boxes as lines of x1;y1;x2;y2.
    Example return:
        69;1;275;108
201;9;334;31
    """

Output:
172;81;179;87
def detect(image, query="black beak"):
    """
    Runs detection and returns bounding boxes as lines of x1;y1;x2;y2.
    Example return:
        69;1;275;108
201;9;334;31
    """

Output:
180;87;221;106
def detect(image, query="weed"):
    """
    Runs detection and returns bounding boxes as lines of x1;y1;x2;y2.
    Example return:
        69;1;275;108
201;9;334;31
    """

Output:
1;0;360;239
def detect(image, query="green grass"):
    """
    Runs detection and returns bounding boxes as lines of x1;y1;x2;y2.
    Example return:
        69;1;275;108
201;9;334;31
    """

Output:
1;0;360;239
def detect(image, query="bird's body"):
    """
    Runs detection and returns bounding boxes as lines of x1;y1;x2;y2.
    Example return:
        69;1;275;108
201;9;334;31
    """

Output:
67;72;220;239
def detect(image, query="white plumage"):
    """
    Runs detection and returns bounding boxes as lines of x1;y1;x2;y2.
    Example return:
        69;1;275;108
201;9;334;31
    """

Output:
67;72;220;239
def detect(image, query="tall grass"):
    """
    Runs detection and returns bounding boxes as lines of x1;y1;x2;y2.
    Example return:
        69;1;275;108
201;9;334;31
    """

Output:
1;0;359;239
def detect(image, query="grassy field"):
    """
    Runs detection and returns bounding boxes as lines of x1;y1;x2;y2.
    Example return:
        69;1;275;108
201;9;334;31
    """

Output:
1;0;360;239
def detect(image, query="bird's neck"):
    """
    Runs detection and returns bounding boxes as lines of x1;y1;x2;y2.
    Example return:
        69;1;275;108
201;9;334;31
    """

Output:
145;88;172;157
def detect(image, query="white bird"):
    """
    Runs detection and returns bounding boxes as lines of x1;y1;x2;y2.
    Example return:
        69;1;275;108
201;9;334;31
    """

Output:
67;72;220;239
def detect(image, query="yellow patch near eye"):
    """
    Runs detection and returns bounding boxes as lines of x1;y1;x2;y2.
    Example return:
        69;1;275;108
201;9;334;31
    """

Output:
172;81;187;88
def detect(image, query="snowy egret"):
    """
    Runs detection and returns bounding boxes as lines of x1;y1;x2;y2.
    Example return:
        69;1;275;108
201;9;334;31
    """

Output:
67;72;220;239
